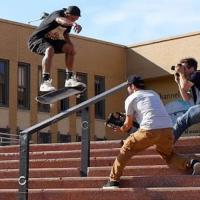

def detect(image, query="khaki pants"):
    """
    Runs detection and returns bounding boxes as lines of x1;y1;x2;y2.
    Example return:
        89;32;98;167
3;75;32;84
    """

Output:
110;128;190;181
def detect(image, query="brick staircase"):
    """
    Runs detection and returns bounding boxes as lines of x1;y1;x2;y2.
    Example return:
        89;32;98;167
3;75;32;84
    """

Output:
0;136;200;200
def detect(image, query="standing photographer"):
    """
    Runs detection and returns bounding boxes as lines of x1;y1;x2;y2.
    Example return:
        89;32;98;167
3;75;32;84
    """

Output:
172;58;200;142
103;75;200;189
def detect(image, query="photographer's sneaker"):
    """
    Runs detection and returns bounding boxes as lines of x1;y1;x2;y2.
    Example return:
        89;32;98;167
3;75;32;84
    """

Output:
40;79;55;92
102;181;119;189
192;162;200;175
65;76;86;88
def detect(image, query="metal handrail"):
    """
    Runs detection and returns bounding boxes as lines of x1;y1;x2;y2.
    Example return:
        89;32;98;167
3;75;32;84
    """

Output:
0;132;20;145
0;132;19;138
18;81;127;200
0;136;19;141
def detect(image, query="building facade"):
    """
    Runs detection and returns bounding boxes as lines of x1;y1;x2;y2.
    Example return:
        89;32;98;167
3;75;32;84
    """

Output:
0;19;199;144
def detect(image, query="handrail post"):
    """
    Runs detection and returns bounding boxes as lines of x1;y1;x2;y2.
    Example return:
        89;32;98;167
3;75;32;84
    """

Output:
18;133;30;200
80;107;90;176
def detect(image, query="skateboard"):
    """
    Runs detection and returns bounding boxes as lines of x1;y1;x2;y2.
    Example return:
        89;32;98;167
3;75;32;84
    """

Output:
35;85;86;104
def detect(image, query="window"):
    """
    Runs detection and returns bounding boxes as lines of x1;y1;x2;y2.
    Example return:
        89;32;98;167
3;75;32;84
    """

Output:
76;135;81;142
37;66;50;112
95;75;105;119
0;128;10;146
18;63;30;109
57;132;71;143
76;72;88;115
94;135;107;141
0;59;9;106
58;69;69;111
37;132;51;143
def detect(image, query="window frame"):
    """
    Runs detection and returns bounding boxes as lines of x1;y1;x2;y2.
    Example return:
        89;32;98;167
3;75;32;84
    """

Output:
17;62;30;110
95;75;105;119
0;59;9;107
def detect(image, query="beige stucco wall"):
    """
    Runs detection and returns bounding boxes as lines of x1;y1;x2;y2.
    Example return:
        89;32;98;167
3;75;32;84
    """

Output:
127;32;200;79
0;108;9;128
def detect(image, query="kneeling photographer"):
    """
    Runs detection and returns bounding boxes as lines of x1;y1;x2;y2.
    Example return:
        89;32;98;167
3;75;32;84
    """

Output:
172;57;200;142
103;75;200;189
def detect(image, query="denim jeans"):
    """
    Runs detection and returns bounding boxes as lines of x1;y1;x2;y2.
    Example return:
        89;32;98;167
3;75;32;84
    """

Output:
173;104;200;142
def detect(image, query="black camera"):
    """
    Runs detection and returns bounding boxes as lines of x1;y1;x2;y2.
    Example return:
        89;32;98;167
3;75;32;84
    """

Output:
171;65;175;71
171;63;185;71
105;112;140;129
106;112;125;128
171;65;181;77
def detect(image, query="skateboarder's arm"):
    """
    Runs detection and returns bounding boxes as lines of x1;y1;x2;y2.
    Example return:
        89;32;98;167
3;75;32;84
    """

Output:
55;17;74;27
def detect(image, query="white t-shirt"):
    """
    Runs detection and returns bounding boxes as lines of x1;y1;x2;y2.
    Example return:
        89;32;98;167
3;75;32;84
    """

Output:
125;90;173;130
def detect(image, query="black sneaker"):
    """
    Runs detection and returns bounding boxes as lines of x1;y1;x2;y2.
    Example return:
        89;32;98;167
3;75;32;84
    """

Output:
102;181;119;189
192;162;200;175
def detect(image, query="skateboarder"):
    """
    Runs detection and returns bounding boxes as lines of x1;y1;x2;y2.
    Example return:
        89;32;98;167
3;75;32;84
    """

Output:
103;75;200;189
28;6;85;92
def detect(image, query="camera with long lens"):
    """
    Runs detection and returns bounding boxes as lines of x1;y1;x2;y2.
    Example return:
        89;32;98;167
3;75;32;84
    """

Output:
171;63;183;71
171;63;184;77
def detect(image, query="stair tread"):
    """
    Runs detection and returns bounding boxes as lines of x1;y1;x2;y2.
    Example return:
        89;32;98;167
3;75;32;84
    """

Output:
1;136;200;200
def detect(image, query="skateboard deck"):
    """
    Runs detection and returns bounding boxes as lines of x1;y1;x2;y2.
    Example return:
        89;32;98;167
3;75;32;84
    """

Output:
35;85;86;104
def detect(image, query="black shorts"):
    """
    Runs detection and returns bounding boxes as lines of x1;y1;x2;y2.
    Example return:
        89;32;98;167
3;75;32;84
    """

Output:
28;35;66;56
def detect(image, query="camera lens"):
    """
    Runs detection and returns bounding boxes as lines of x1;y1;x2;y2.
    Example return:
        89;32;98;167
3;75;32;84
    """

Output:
171;66;175;70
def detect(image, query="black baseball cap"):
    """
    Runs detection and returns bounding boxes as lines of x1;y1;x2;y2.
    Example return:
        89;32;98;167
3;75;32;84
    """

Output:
66;6;81;16
127;75;144;87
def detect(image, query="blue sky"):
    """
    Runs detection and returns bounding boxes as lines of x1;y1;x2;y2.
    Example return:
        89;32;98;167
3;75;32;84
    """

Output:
1;0;200;45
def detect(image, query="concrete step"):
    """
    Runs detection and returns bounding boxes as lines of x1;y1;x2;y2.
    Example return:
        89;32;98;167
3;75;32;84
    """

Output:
88;165;191;177
2;187;200;200
0;136;199;200
0;140;121;153
0;168;80;179
0;136;200;154
0;175;200;189
0;156;157;169
175;136;200;146
0;145;200;161
1;154;199;169
0;163;192;179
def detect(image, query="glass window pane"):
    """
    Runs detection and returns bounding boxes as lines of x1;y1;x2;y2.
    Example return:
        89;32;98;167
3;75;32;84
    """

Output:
95;75;105;119
0;59;9;106
18;63;30;109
